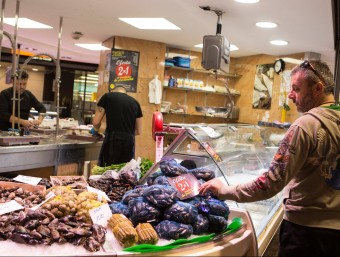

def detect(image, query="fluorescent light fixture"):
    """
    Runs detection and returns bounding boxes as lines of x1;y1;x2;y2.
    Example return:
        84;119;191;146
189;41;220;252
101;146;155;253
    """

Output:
75;44;110;51
234;0;260;3
256;21;278;28
119;18;181;30
3;18;52;28
230;44;239;51
281;57;303;65
270;40;288;46
32;68;39;71
194;43;239;51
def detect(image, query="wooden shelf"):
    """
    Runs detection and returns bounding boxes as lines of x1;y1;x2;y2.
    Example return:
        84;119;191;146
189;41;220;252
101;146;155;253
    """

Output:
163;86;240;96
165;65;241;78
161;112;235;119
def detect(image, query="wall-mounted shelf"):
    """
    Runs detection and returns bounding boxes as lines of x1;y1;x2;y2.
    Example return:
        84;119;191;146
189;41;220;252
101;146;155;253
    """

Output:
163;86;241;96
165;65;241;78
161;112;236;120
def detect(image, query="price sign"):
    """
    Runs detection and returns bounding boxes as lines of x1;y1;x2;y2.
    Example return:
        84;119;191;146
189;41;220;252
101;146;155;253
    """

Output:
87;186;111;202
155;135;164;163
89;203;112;227
167;173;201;200
31;191;56;211
0;200;23;215
199;126;222;139
13;175;42;185
109;49;140;92
116;63;132;77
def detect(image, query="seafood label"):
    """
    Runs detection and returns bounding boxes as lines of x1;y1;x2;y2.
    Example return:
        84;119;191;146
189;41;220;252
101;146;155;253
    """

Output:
167;173;201;200
13;175;42;185
0;200;23;215
199;125;222;139
89;203;112;227
30;191;56;211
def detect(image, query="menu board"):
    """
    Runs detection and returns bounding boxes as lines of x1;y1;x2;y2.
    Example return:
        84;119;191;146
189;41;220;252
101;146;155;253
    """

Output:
108;49;140;92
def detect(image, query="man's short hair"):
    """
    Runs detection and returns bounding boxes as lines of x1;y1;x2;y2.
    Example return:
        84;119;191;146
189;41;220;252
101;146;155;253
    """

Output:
12;69;29;80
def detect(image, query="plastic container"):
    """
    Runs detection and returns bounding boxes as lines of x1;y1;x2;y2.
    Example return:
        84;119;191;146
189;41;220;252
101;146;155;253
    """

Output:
161;101;172;113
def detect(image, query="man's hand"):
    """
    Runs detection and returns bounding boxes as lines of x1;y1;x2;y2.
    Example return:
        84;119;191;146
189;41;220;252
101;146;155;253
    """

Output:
199;178;224;197
32;119;42;127
20;119;33;128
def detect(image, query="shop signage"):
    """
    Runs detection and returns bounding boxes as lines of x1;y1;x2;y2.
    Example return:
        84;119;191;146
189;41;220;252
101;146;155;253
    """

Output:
108;49;140;92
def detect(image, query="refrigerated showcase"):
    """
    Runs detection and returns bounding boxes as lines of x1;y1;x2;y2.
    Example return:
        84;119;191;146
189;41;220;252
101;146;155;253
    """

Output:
142;123;287;255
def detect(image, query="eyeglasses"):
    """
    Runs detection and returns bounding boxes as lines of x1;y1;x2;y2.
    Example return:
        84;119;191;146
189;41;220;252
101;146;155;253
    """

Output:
300;60;327;86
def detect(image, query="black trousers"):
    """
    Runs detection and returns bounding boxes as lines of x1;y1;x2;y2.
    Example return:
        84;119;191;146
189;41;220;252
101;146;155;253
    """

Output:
279;219;340;257
98;131;135;166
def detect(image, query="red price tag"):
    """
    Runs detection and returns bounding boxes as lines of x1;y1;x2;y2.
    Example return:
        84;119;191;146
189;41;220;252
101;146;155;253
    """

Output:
116;64;132;77
167;173;201;200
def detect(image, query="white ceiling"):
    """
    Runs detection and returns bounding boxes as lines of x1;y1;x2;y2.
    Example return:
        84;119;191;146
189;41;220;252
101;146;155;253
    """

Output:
0;0;335;69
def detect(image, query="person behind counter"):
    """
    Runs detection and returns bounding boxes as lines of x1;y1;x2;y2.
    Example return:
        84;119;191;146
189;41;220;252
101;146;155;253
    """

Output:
90;85;143;166
0;70;46;131
199;59;340;257
59;96;71;118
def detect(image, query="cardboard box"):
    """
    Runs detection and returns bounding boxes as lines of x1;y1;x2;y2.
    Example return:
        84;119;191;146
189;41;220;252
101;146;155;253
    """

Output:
0;181;46;194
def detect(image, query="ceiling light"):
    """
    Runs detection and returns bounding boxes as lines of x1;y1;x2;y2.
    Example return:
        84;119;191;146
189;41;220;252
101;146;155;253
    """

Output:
234;0;260;3
119;18;181;30
32;68;39;71
230;44;239;51
270;40;288;46
256;22;278;28
2;18;52;28
194;43;239;51
75;44;110;51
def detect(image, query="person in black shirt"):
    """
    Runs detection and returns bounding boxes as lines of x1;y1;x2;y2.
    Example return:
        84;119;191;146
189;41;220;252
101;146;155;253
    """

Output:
59;96;71;118
91;86;143;166
0;70;46;131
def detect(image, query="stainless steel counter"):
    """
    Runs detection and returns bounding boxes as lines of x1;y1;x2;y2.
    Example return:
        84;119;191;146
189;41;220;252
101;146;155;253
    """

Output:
0;137;102;175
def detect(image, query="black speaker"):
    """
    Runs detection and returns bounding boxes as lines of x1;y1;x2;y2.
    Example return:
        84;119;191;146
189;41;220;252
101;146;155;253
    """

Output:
201;35;230;73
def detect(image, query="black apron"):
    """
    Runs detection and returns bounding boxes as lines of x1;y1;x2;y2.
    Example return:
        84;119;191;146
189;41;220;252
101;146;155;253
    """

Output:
98;131;135;166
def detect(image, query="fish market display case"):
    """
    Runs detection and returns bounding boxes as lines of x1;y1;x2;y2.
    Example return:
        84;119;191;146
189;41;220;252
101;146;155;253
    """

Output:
0;134;102;175
0;126;261;257
142;123;287;255
0;123;287;257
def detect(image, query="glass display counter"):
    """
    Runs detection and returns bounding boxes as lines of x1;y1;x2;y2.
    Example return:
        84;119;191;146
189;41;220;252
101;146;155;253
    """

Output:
141;123;287;255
